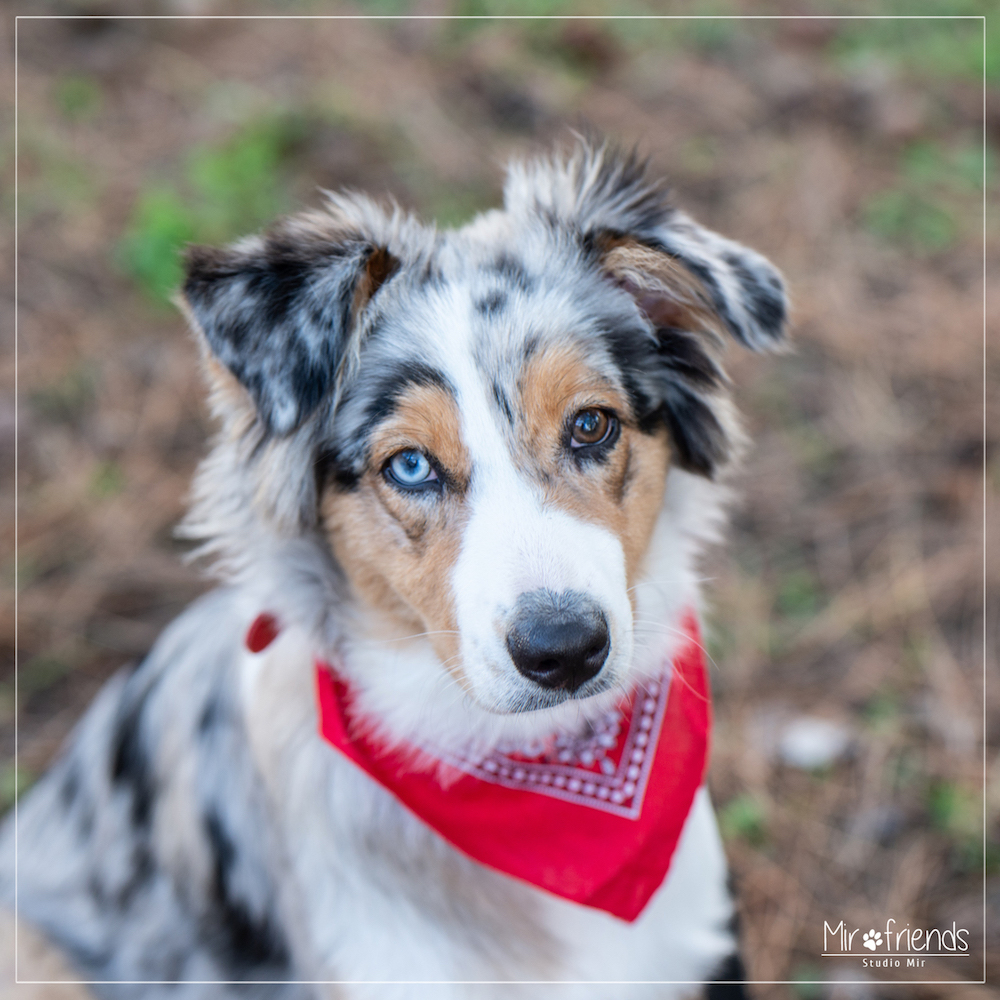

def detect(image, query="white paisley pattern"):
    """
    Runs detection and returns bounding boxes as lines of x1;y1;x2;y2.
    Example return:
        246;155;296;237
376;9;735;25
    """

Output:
435;673;670;820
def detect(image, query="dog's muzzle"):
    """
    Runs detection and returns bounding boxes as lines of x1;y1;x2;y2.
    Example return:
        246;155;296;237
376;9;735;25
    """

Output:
505;589;610;693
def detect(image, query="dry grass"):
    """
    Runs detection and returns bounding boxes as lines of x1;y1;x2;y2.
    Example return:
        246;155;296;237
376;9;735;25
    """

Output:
3;5;996;997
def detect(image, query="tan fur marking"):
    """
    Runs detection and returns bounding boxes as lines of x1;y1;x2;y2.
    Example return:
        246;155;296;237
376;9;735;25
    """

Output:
199;354;258;439
0;910;96;999
370;384;472;494
351;245;399;316
599;236;728;346
515;343;671;601
320;383;470;674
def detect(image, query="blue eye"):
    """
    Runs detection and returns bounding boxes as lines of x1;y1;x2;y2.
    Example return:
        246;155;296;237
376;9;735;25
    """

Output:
386;450;439;490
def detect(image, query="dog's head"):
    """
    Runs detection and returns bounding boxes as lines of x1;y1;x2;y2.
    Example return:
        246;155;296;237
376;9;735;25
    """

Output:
180;140;787;725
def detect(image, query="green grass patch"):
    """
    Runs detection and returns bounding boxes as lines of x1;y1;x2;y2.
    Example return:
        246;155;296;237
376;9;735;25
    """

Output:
678;11;740;55
790;966;824;1000
440;2;760;56
118;113;308;305
791;425;841;480
679;135;720;176
90;460;126;499
54;74;102;122
863;688;901;730
927;779;976;831
719;793;768;846
864;189;957;253
20;655;73;696
903;139;991;194
118;188;198;306
775;568;822;620
863;138;989;254
443;0;582;46
828;5;994;84
927;779;983;872
0;764;34;813
0;683;13;725
423;184;496;229
453;0;597;18
187;114;307;240
348;0;416;15
987;838;1000;876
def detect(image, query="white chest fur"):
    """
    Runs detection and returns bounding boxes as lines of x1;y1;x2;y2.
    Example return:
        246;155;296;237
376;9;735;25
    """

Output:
241;630;735;998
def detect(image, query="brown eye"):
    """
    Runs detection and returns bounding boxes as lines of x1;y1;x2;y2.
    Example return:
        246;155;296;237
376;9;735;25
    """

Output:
571;409;613;447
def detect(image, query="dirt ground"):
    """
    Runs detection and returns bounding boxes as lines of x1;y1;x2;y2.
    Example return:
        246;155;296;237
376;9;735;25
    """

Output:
3;4;998;997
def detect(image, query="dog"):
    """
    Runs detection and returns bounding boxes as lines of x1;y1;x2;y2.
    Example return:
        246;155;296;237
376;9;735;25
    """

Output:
3;138;787;998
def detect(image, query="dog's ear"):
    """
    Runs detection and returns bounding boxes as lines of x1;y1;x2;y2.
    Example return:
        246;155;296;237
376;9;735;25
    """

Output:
595;234;738;477
180;212;400;435
629;207;788;354
506;140;788;351
506;140;789;476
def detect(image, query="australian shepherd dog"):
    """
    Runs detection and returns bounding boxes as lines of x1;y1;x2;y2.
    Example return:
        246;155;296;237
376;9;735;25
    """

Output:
3;139;787;999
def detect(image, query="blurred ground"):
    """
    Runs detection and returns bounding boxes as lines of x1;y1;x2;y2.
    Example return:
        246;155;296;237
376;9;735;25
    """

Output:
3;3;998;997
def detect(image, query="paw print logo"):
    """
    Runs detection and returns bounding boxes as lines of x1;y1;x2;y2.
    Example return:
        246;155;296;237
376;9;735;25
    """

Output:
862;930;882;951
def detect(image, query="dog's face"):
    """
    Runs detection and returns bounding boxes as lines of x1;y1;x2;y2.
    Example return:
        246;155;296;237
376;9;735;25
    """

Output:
316;261;675;713
182;143;787;718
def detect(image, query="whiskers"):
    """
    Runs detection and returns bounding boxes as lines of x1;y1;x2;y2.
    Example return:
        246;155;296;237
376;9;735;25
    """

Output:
348;628;461;648
631;617;714;703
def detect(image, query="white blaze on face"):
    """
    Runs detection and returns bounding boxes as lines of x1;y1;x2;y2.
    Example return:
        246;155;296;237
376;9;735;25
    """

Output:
446;342;634;714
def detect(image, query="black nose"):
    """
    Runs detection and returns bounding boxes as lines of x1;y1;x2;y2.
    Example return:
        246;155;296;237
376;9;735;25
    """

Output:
505;589;610;693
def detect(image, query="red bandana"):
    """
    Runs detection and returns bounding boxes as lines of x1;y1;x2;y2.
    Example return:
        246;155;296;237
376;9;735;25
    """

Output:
311;615;710;922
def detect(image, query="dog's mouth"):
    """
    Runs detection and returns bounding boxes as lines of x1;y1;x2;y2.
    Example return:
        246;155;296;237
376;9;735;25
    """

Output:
484;671;618;715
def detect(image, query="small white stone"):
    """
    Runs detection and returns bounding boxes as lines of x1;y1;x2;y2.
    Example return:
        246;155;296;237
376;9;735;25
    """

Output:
778;716;852;770
512;768;526;781
583;782;596;795
623;782;636;796
639;716;653;731
567;778;582;792
554;775;567;788
597;786;610;799
610;791;625;804
631;749;645;764
627;765;641;780
635;732;649;747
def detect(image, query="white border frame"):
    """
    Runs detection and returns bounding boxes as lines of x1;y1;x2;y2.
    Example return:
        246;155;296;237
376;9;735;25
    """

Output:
11;10;989;990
